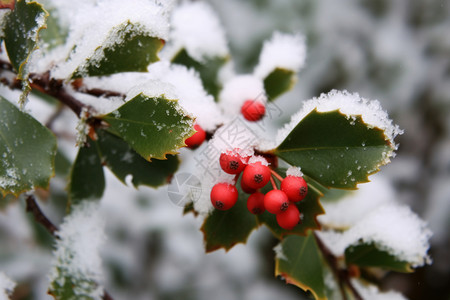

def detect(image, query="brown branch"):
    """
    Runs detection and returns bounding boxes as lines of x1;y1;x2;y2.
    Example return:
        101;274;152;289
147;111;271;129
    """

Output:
314;232;363;300
25;195;114;300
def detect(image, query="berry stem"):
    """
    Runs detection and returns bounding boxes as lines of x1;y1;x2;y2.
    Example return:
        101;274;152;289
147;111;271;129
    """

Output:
270;175;278;190
270;169;284;182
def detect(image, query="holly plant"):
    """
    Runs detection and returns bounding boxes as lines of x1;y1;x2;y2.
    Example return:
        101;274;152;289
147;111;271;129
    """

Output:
0;1;431;300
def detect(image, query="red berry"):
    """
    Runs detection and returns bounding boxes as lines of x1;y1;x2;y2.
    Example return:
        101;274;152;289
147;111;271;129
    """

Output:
185;124;206;149
240;179;256;194
264;190;289;214
220;150;247;174
276;204;301;230
280;176;308;202
241;162;271;189
241;100;265;121
210;183;238;210
247;192;265;214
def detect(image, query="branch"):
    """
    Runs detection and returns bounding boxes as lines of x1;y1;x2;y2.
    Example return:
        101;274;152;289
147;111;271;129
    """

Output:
25;195;114;300
314;232;363;300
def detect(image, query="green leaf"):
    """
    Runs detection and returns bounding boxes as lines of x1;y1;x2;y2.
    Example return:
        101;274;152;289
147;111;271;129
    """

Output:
38;1;68;50
0;96;56;196
49;272;101;300
101;93;195;160
0;193;16;210
72;21;164;78
257;183;324;238
263;68;296;101
275;233;326;300
96;130;179;188
201;177;259;252
275;109;393;189
172;48;227;98
68;138;105;205
3;0;48;79
345;243;413;273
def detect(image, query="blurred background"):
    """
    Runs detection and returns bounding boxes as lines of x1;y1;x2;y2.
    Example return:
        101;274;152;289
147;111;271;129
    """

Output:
0;0;449;299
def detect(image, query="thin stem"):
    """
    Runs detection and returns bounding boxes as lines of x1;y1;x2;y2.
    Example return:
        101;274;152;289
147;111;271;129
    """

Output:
270;169;284;182
314;232;363;300
270;175;278;190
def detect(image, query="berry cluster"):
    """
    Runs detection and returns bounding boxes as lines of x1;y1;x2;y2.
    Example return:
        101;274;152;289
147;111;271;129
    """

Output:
210;149;308;230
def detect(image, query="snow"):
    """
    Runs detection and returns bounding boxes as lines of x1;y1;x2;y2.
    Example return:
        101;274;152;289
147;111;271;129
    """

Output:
275;90;404;150
49;202;106;299
253;32;307;79
219;75;267;116
161;2;229;62
286;166;303;177
49;0;172;79
0;272;15;300
317;201;432;267
352;279;408;300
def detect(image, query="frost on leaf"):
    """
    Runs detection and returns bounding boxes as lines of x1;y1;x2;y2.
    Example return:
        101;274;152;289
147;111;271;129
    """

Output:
49;202;105;300
0;272;16;299
0;97;56;196
274;90;403;189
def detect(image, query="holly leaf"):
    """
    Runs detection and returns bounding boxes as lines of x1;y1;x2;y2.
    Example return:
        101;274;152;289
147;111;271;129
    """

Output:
274;109;393;189
275;233;326;300
257;183;324;238
68;138;105;206
3;0;48;80
101;93;195;160
96;130;179;188
0;97;56;196
172;49;227;97
38;1;68;50
264;68;295;101
72;21;164;78
201;177;259;252
345;243;413;273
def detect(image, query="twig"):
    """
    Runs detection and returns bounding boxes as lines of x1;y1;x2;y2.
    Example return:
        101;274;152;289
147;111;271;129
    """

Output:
25;195;114;300
314;232;363;300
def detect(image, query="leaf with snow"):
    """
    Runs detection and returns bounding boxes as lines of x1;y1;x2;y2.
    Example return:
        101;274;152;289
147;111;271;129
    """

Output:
3;0;48;80
101;93;195;161
254;32;306;100
0;96;56;196
72;22;164;78
201;177;259;252
274;90;403;189
68;137;105;206
257;181;324;238
275;233;326;300
96;130;179;188
48;202;105;300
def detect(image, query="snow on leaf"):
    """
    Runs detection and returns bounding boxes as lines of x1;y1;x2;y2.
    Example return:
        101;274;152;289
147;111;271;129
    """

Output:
49;202;105;300
0;272;16;300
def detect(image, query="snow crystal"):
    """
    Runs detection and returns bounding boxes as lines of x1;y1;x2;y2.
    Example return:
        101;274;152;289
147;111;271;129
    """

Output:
352;279;408;300
317;202;432;267
0;272;15;300
125;80;179;103
275;90;404;151
248;156;269;166
286;166;303;177
253;32;306;79
219;75;267;116
49;202;106;299
161;2;229;62
51;0;172;79
318;174;395;229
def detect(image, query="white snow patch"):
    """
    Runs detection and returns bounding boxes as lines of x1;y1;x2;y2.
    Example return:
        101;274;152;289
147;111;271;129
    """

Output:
49;202;106;299
219;75;267;116
352;279;408;300
162;2;229;62
248;156;269;166
317;202;432;267
253;32;306;79
275;90;403;150
286;166;303;177
0;272;15;300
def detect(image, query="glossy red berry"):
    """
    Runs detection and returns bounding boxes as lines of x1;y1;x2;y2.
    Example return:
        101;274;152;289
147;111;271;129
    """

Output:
247;192;265;214
276;204;301;230
241;100;266;121
240;179;256;194
210;183;238;210
220;150;247;174
241;162;271;189
280;176;308;202
264;190;289;214
185;124;206;149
